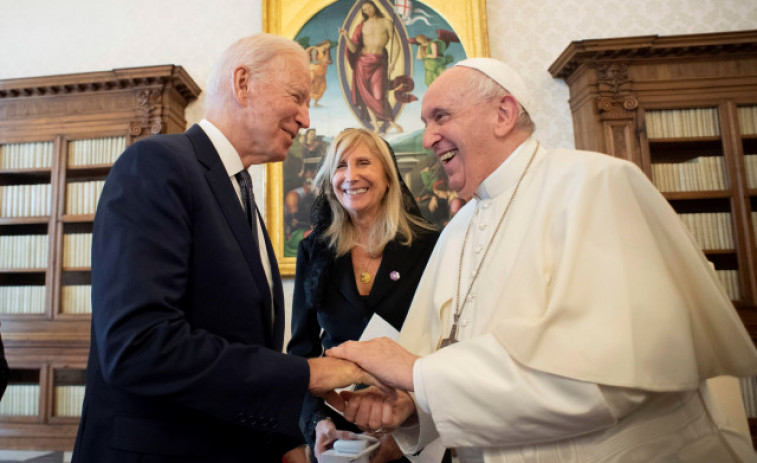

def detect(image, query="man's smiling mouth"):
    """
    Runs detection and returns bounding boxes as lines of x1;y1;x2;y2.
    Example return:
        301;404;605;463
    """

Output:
439;149;458;164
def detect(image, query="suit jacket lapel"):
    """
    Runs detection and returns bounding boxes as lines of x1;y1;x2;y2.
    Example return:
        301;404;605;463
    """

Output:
368;240;425;330
334;253;366;311
331;239;429;331
185;125;274;321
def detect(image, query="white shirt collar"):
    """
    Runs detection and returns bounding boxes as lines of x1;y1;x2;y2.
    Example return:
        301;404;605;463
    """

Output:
475;137;538;200
198;118;246;177
198;119;274;295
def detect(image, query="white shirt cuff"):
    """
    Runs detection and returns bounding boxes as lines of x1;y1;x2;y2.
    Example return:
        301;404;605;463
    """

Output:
413;357;431;414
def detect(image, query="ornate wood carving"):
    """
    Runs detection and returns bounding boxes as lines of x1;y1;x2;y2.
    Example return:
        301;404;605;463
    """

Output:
130;88;164;139
596;63;638;119
0;66;200;101
548;30;757;80
0;66;201;139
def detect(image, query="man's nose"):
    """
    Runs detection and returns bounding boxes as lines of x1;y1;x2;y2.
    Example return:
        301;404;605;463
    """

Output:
297;102;310;129
422;126;439;150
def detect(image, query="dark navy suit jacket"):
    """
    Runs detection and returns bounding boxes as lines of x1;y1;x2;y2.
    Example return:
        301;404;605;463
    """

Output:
72;125;309;462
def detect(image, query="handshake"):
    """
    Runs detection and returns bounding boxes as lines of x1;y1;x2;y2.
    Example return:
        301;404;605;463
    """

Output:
306;337;419;435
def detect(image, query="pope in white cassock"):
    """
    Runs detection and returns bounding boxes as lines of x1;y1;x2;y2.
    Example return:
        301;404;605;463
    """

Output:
326;58;757;463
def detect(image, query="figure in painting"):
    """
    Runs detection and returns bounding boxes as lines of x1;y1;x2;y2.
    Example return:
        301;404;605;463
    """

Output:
284;128;328;256
306;39;334;107
339;0;406;134
410;29;459;86
297;127;328;160
284;177;317;256
285;128;326;195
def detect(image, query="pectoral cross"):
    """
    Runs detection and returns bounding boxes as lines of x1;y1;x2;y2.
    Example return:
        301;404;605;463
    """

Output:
439;313;460;348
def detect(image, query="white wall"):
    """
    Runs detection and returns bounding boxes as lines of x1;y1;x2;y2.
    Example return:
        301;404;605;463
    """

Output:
2;0;756;345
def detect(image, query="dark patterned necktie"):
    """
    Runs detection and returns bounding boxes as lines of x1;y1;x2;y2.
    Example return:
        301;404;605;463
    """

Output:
235;169;259;246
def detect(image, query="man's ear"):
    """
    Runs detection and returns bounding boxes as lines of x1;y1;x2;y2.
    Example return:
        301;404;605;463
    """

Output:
494;94;519;137
232;66;250;106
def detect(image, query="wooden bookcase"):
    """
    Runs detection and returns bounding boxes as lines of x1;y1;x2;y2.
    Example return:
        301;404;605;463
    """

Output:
549;28;757;439
0;66;200;450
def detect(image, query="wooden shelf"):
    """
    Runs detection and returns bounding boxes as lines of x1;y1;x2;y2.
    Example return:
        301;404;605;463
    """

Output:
66;164;114;171
703;249;738;255
0;268;47;274
0;168;52;175
648;136;722;144
0;65;200;450
60;214;95;223
662;191;732;201
0;217;50;225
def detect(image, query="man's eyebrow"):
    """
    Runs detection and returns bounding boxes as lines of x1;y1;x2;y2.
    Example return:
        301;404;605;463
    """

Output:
423;108;444;122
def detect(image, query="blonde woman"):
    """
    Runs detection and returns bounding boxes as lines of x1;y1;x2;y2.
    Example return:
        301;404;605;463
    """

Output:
288;128;439;463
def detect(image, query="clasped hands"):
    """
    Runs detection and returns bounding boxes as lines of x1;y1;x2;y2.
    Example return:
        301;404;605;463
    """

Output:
307;337;419;434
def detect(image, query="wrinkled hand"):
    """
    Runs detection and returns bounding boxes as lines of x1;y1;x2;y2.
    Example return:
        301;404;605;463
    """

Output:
307;357;388;410
326;338;418;391
337;387;416;434
313;418;354;462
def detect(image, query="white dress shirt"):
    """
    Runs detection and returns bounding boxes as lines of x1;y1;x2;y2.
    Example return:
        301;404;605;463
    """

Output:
197;119;274;307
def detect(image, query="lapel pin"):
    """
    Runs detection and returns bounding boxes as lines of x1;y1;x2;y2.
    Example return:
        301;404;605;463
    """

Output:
390;271;400;281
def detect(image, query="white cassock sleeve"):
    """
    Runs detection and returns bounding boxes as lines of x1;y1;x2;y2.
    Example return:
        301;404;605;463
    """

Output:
394;333;653;452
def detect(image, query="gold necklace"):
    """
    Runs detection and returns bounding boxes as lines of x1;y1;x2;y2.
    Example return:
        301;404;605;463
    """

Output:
355;247;379;284
439;142;539;348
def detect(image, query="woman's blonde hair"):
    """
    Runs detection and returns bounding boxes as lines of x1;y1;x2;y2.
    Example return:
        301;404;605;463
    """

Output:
313;128;434;256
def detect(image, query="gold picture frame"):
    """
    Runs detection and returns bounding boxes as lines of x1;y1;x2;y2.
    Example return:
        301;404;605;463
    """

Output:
263;0;489;275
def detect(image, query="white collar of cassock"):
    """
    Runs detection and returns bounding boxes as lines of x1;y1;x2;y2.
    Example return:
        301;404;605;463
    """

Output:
475;137;538;200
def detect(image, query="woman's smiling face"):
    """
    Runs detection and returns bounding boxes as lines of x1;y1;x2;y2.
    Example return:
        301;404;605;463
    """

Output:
332;142;389;222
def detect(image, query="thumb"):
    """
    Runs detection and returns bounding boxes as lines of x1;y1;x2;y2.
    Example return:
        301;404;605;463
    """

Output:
324;345;344;359
323;390;345;412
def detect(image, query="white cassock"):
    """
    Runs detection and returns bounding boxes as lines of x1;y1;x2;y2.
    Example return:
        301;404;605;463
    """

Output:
394;138;757;462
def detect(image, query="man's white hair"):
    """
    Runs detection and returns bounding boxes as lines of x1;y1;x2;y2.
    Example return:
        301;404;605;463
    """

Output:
205;33;308;117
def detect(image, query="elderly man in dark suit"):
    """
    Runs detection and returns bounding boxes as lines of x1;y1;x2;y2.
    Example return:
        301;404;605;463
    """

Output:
71;33;374;463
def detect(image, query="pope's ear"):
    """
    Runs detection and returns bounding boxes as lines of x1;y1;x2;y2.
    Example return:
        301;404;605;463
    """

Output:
494;94;520;137
232;66;251;106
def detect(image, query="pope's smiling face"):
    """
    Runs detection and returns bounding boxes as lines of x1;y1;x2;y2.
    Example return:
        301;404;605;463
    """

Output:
421;67;501;199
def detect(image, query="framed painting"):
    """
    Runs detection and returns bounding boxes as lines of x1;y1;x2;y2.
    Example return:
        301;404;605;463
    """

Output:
263;0;489;275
